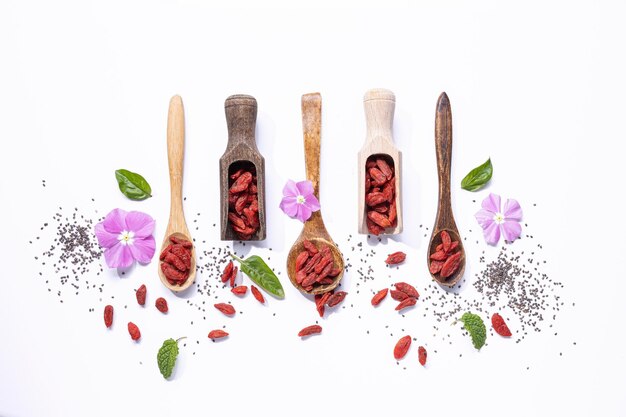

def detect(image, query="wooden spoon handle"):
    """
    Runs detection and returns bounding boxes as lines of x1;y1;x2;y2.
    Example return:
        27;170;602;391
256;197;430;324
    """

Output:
434;92;453;222
364;88;395;143
225;94;258;149
167;95;185;229
301;93;322;198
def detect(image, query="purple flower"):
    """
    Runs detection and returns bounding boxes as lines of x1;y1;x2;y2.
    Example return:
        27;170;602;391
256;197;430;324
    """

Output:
94;208;156;268
475;193;523;245
279;180;321;223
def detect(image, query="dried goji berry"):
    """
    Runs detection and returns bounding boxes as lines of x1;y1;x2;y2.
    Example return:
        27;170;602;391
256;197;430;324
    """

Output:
395;297;417;311
298;325;322;337
295;251;309;272
371;288;388;306
229;266;238;288
136;284;146;306
128;322;141;341
159;244;173;260
326;291;347;307
440;252;462;278
327;266;342;277
229;171;253;194
385;251;406;265
429;260;444;274
369;167;387;184
221;261;234;283
302;239;318;255
441;230;451;253
394;282;419;299
104;305;113;328
170;235;193;248
394;335;411;359
430;250;447;261
155;297;168;313
491;313;512;337
418;346;427;366
231;285;248;296
366;192;387;207
376;158;393;179
214;303;236;316
390;289;409;301
367;211;391;228
208;330;229;339
251;285;265;304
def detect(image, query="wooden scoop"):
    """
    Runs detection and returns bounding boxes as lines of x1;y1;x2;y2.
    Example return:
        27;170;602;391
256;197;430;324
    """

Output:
286;93;345;295
358;88;402;235
158;95;196;292
427;92;466;287
219;94;266;241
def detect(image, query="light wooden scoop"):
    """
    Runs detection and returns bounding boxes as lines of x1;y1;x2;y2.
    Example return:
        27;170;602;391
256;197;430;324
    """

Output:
427;92;465;287
286;93;345;295
357;88;402;235
158;95;196;292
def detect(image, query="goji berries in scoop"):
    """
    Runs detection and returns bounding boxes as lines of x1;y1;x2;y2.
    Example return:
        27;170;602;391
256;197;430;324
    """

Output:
364;156;397;235
227;166;260;240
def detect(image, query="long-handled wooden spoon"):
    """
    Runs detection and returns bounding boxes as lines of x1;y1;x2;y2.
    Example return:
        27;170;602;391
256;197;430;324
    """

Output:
286;93;344;295
427;92;466;286
158;95;196;292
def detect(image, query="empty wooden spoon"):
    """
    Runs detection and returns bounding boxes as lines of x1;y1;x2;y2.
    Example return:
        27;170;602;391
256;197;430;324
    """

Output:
286;93;345;295
358;88;402;235
427;92;466;287
158;95;196;292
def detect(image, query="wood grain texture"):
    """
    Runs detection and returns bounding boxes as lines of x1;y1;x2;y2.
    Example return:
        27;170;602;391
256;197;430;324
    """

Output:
219;94;266;241
158;95;196;292
427;92;465;287
286;93;345;295
357;88;402;234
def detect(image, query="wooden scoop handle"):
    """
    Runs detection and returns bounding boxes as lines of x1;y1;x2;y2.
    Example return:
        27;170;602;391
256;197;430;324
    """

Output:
364;88;395;143
225;94;258;149
167;95;185;230
434;92;453;223
301;93;322;199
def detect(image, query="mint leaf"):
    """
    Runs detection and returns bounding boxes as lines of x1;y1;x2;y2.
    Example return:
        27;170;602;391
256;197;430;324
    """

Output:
115;169;152;200
157;337;184;379
459;312;486;349
461;158;492;191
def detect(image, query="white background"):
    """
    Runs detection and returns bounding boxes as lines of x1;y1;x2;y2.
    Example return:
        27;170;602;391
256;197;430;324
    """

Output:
1;1;625;416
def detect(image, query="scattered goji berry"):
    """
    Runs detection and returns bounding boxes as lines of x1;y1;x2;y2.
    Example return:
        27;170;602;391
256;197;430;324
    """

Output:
326;291;347;307
394;335;411;359
155;297;168;313
221;261;234;283
298;325;322;337
395;297;417;311
385;251;406;265
371;288;388;306
208;330;229;339
394;282;419;299
231;286;248;296
390;289;409;301
229;266;238;288
104;305;113;328
251;285;265;304
491;313;512;337
128;322;141;341
214;303;236;316
418;346;427;366
136;284;146;306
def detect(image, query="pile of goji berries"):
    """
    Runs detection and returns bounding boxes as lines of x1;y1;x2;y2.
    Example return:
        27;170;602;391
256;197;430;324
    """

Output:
294;240;342;292
160;236;193;286
429;230;462;278
227;167;260;240
364;156;397;235
371;282;420;312
314;289;348;317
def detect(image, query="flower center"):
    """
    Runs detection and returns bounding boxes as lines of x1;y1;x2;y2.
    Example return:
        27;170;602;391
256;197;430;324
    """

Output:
493;212;505;224
118;230;135;246
296;195;306;204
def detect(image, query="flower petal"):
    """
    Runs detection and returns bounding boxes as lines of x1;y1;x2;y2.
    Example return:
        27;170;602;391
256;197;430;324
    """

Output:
295;180;314;197
279;196;299;217
483;221;501;245
104;243;134;268
94;221;119;249
304;193;321;212
128;236;156;264
296;203;312;223
103;208;127;234
503;199;523;221
282;180;299;198
125;211;155;238
481;193;501;214
501;220;522;242
475;209;496;229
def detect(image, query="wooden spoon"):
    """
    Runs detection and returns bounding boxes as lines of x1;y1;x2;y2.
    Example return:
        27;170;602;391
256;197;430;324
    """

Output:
219;94;266;241
286;93;345;295
427;92;466;287
158;95;196;292
357;88;402;235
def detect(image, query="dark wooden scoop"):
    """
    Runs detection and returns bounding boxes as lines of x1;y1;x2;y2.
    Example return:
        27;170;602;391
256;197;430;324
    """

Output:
427;92;466;286
219;94;266;241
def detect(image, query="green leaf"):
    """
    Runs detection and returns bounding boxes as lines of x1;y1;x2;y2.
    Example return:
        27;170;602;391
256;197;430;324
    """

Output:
157;338;181;379
458;312;486;350
231;254;285;299
461;158;493;191
115;169;152;200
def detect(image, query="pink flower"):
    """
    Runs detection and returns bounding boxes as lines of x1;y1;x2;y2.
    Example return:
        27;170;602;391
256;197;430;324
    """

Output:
94;208;156;268
279;180;321;223
475;193;523;245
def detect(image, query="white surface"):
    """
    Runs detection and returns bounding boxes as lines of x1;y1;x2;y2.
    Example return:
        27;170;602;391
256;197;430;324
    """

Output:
1;1;625;416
